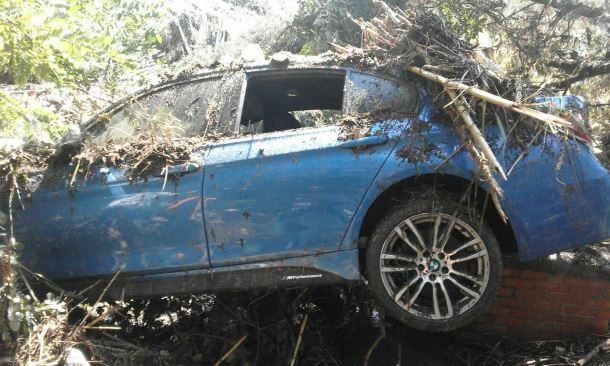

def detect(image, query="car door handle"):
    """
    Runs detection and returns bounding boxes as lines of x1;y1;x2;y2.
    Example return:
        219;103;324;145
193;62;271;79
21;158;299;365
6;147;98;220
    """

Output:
155;162;201;177
338;135;389;149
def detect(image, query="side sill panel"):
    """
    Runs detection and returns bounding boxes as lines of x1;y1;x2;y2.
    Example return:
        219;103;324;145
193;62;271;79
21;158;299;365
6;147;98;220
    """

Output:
57;249;361;300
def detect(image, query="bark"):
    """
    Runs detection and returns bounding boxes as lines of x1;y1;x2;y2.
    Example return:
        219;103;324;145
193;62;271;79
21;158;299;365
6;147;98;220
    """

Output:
529;0;606;19
548;54;610;88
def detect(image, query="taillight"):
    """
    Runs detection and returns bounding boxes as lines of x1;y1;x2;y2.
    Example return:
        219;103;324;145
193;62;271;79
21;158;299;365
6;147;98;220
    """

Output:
534;95;592;144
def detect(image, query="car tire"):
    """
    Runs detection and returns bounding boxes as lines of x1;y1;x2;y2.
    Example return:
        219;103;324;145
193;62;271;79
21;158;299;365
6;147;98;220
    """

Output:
365;192;502;332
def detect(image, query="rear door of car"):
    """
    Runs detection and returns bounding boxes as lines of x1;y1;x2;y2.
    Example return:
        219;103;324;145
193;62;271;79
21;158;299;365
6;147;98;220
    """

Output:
15;73;243;280
203;69;419;267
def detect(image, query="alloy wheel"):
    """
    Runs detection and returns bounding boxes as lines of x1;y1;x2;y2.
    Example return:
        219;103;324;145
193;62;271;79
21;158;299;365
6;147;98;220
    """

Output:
378;212;490;320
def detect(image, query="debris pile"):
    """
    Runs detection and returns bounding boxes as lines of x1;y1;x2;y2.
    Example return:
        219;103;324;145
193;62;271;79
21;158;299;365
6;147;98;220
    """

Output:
72;133;212;184
326;1;588;219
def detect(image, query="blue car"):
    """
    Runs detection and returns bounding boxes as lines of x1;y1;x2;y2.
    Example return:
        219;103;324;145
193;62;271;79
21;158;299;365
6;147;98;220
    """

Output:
6;62;609;331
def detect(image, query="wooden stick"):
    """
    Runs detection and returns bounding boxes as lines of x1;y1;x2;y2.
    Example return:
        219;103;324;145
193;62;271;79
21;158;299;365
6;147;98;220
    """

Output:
577;338;610;366
407;66;572;129
213;335;248;366
445;88;507;181
446;111;508;222
290;314;309;366
364;323;386;366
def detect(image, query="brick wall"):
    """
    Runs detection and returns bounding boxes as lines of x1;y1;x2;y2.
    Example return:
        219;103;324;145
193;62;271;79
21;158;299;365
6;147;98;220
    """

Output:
467;266;610;339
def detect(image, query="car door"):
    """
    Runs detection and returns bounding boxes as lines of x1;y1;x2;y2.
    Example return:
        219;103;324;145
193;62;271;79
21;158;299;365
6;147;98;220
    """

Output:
15;73;243;280
203;69;420;267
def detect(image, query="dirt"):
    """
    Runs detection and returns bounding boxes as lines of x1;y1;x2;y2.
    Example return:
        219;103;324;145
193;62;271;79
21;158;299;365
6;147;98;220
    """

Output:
3;281;608;366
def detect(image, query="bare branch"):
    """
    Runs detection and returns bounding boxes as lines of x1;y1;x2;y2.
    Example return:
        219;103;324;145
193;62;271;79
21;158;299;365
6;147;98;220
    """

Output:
529;0;607;19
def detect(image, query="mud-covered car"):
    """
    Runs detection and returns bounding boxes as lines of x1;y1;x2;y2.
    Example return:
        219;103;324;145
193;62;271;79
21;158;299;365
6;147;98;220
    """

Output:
6;60;610;331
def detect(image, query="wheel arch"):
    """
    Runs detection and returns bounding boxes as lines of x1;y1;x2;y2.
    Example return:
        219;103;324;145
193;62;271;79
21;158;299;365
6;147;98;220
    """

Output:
356;174;518;256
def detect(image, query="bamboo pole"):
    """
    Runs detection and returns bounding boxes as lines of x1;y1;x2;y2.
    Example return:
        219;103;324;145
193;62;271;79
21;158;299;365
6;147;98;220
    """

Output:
213;335;248;366
290;314;309;366
445;89;507;181
406;66;572;129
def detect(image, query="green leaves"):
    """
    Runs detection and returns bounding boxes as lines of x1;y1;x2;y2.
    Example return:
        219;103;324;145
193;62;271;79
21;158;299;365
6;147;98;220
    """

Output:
0;0;168;142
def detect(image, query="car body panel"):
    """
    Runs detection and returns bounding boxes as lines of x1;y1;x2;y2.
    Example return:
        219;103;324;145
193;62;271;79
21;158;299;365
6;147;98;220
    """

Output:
72;248;361;300
203;122;409;267
340;104;610;261
4;62;608;294
15;151;210;280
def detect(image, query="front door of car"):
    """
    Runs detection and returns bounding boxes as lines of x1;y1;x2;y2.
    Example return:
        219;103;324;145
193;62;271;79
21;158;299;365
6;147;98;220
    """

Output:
203;70;420;267
15;73;243;280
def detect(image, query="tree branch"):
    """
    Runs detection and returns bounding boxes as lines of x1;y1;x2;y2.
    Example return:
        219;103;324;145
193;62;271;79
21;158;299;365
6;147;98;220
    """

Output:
529;0;606;19
548;52;610;88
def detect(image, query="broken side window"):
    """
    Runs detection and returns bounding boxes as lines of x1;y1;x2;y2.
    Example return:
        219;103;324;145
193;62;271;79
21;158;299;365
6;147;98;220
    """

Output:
86;73;243;145
239;70;345;135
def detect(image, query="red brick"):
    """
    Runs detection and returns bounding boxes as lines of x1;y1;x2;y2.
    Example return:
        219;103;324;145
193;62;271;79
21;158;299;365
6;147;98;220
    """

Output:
498;297;521;307
568;286;602;297
511;308;533;319
597;309;610;319
527;320;560;333
544;313;566;323
503;277;534;288
563;277;590;287
520;270;550;280
534;280;563;291
594;319;610;333
490;306;512;317
515;288;539;299
563;314;590;324
545;291;583;306
559;323;583;334
582;298;610;308
588;281;610;290
502;268;520;277
497;287;515;297
563;305;599;317
505;317;526;327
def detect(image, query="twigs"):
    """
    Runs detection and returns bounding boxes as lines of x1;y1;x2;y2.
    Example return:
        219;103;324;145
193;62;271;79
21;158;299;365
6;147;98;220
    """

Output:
213;334;248;366
577;338;610;366
407;66;572;133
290;314;309;366
445;88;507;181
363;323;386;366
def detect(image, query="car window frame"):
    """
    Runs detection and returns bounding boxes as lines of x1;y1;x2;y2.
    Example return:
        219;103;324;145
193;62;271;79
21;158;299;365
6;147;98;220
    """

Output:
236;68;347;136
83;67;421;141
82;71;229;140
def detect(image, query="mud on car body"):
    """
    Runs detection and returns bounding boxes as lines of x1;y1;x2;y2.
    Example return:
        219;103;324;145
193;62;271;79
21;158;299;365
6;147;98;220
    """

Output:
5;60;610;332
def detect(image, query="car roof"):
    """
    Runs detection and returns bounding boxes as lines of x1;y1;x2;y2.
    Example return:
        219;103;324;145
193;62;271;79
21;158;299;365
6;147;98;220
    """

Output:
82;53;403;129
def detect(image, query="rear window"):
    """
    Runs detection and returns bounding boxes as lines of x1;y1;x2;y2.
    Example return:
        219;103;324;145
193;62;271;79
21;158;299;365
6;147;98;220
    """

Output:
86;74;243;145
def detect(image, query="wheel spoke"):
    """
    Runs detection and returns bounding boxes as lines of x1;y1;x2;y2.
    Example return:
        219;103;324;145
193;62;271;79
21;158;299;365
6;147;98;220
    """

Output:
451;270;484;287
448;277;481;299
438;214;457;251
432;283;441;318
381;253;417;262
393;275;420;302
405;219;426;251
439;280;454;317
447;238;482;257
451;249;488;264
405;280;426;308
394;226;423;255
381;266;412;273
432;214;442;252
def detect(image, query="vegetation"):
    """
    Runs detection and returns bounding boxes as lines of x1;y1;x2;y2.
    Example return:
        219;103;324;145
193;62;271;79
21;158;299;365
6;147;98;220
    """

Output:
0;0;167;140
0;0;608;363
